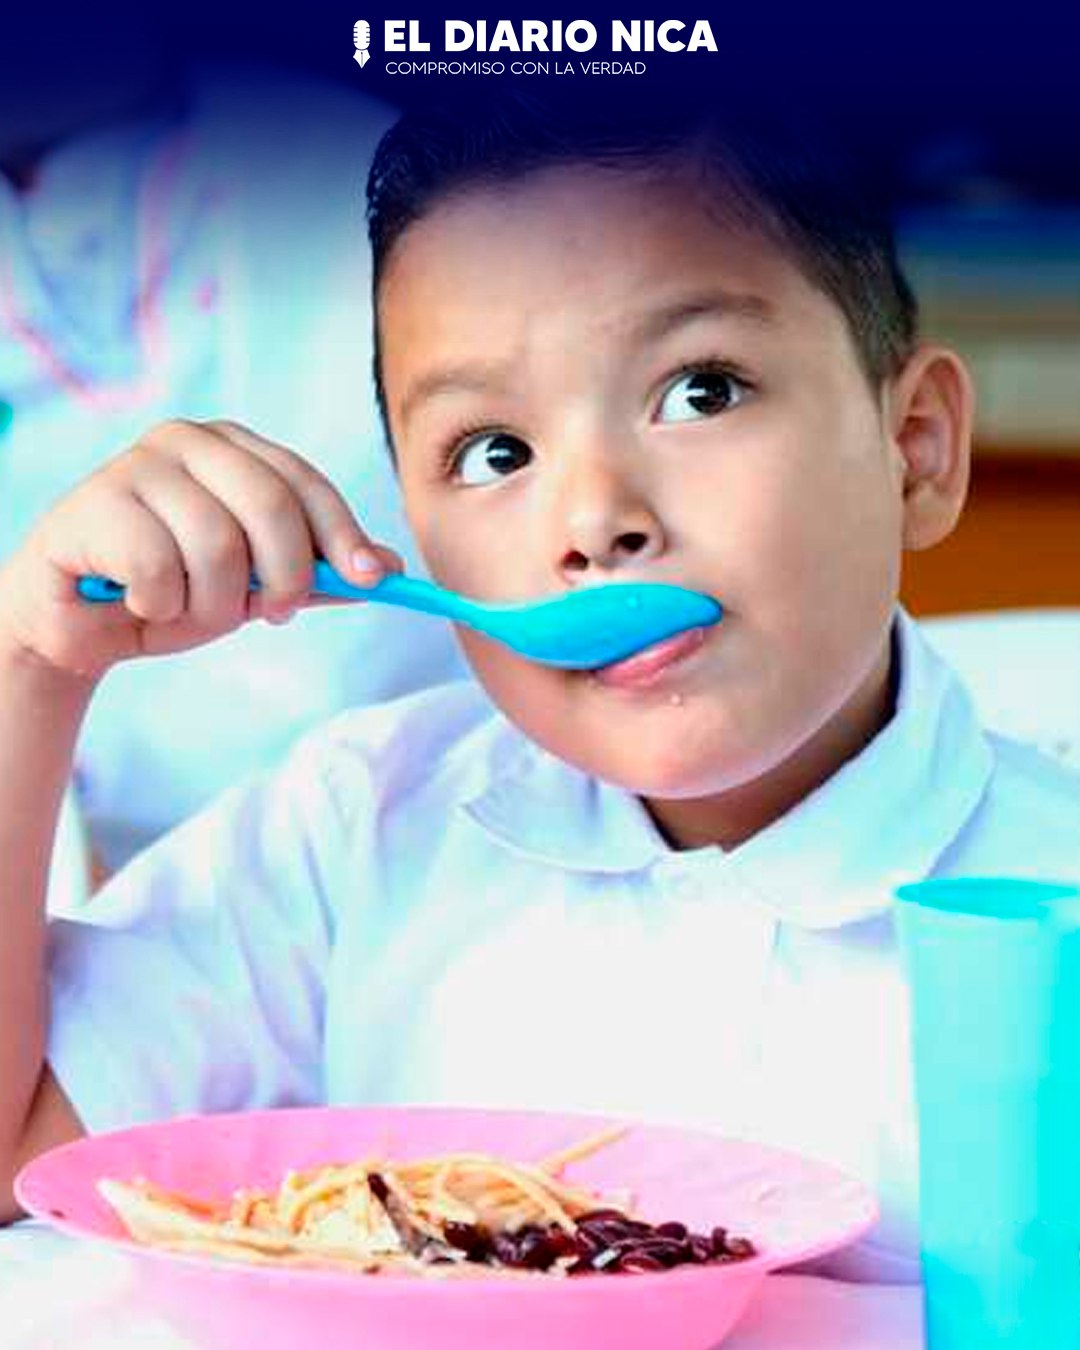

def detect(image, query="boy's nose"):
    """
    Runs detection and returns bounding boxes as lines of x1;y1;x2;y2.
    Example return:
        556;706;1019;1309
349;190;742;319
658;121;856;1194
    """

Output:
553;453;666;578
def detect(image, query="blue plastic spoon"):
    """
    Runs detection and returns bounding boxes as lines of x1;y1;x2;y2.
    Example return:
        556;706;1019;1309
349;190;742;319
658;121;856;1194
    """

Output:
76;560;722;670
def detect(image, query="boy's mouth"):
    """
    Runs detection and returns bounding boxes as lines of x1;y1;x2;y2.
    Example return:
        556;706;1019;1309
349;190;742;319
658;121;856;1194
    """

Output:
591;627;707;689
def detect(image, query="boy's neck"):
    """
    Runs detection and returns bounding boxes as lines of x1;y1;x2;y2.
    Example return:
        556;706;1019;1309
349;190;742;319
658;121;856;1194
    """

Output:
643;629;899;852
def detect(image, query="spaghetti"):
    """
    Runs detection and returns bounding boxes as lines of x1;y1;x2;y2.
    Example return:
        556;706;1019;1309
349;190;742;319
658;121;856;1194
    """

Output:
98;1124;756;1277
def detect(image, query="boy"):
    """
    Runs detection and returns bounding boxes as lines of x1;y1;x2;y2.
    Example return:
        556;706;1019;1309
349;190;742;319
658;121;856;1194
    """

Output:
0;87;1076;1284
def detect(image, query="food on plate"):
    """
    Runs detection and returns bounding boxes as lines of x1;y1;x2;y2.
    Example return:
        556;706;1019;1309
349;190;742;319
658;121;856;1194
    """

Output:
98;1124;757;1277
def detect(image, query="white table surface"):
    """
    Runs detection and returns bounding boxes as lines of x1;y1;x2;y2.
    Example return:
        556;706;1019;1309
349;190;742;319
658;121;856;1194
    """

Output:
0;1221;925;1349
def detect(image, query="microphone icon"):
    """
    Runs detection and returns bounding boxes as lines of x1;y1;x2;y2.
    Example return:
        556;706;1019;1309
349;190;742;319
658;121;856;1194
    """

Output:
353;20;371;68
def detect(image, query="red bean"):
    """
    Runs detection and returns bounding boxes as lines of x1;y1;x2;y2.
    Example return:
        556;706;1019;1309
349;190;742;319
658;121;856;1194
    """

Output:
618;1253;667;1273
515;1227;559;1270
577;1208;632;1224
689;1234;714;1262
443;1221;492;1261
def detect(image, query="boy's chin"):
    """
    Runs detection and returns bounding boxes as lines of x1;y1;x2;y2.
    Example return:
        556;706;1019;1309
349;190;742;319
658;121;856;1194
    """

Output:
594;751;750;803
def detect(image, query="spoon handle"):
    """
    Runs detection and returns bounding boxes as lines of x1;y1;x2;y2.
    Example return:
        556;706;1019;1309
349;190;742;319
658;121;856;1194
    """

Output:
75;562;470;623
307;562;472;621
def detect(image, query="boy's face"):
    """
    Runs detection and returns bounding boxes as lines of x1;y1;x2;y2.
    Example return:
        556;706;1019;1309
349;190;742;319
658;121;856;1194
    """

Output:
378;166;907;839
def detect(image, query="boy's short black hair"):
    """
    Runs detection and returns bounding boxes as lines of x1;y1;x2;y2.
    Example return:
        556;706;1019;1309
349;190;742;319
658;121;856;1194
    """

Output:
366;83;918;441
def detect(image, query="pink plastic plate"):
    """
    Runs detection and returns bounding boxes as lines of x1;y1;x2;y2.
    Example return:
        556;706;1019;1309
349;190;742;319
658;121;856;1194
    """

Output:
16;1106;877;1350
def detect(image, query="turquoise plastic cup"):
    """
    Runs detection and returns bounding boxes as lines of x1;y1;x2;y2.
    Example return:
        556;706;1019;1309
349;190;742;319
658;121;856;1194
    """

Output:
896;877;1080;1349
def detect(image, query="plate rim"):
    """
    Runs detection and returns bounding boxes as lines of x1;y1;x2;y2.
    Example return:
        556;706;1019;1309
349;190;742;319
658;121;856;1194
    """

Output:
15;1103;880;1289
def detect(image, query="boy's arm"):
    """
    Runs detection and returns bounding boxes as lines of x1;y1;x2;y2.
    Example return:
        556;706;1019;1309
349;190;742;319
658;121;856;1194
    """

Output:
0;645;89;1223
0;418;393;1223
6;1068;83;1221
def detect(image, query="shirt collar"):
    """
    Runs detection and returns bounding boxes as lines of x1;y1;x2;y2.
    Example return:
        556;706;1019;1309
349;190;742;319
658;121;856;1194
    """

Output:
729;610;994;927
459;718;668;875
460;610;994;925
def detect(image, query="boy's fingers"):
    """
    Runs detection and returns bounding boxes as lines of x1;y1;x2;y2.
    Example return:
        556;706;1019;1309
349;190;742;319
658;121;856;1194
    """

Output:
174;426;317;617
202;419;403;597
126;462;254;632
49;489;187;625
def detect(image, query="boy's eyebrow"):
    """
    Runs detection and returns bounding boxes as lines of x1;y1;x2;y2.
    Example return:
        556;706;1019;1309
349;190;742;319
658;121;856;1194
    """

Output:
400;360;511;431
636;290;776;343
398;289;774;429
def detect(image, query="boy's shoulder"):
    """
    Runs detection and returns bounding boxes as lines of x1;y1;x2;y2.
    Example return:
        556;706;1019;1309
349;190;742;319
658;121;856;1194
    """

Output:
298;678;521;809
947;730;1080;876
986;731;1080;826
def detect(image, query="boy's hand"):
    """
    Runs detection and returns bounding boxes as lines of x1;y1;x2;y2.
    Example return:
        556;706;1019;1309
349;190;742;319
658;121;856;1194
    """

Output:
0;419;401;683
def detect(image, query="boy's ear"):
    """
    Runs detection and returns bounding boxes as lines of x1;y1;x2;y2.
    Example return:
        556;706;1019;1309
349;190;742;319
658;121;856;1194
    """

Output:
886;344;975;552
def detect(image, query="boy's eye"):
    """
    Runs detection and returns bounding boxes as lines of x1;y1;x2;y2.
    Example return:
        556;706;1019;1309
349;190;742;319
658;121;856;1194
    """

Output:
657;367;748;423
453;432;533;485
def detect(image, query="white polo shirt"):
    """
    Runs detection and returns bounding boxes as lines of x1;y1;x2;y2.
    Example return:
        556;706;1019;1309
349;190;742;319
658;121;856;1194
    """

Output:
46;610;1080;1283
